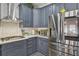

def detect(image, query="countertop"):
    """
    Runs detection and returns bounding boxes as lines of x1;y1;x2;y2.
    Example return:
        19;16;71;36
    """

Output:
0;35;48;45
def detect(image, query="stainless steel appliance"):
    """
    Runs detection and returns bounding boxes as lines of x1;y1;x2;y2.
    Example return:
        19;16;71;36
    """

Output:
48;10;79;56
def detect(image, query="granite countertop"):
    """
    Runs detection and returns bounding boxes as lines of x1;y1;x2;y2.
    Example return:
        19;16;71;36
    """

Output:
0;35;48;45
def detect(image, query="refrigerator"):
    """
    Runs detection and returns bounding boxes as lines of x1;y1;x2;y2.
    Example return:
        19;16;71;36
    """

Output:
48;10;79;56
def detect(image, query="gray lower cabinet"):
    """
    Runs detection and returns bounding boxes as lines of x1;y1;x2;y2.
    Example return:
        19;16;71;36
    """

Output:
32;37;37;52
0;37;37;56
37;37;48;56
0;45;1;56
0;37;48;56
26;37;37;56
1;40;27;56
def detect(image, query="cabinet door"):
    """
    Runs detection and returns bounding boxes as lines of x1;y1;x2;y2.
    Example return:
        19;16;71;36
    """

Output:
37;37;40;51
0;45;1;56
32;37;37;52
44;6;49;27
33;9;39;27
19;4;33;27
42;39;48;55
27;48;33;56
65;3;76;11
37;38;42;52
27;39;32;55
40;8;44;27
37;38;48;55
37;38;43;52
27;38;34;55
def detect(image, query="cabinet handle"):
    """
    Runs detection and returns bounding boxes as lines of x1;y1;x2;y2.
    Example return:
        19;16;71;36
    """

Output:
27;41;32;44
27;39;33;41
27;45;32;48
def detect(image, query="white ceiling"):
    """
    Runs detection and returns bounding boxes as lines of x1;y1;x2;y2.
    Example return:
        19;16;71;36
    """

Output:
32;3;51;8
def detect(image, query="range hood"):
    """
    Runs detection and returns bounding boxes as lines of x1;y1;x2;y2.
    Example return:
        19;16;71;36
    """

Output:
0;4;22;39
32;3;51;8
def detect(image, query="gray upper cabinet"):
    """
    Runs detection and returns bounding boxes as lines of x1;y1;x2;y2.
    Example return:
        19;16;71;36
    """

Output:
19;4;33;27
38;8;44;27
33;3;66;28
33;9;40;27
65;3;77;11
33;5;51;28
33;4;61;28
19;3;79;28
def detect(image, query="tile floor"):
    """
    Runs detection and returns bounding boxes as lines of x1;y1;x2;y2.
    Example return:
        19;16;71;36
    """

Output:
30;52;44;56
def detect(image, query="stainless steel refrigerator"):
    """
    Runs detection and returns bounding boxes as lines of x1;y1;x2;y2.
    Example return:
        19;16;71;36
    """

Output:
48;10;79;56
